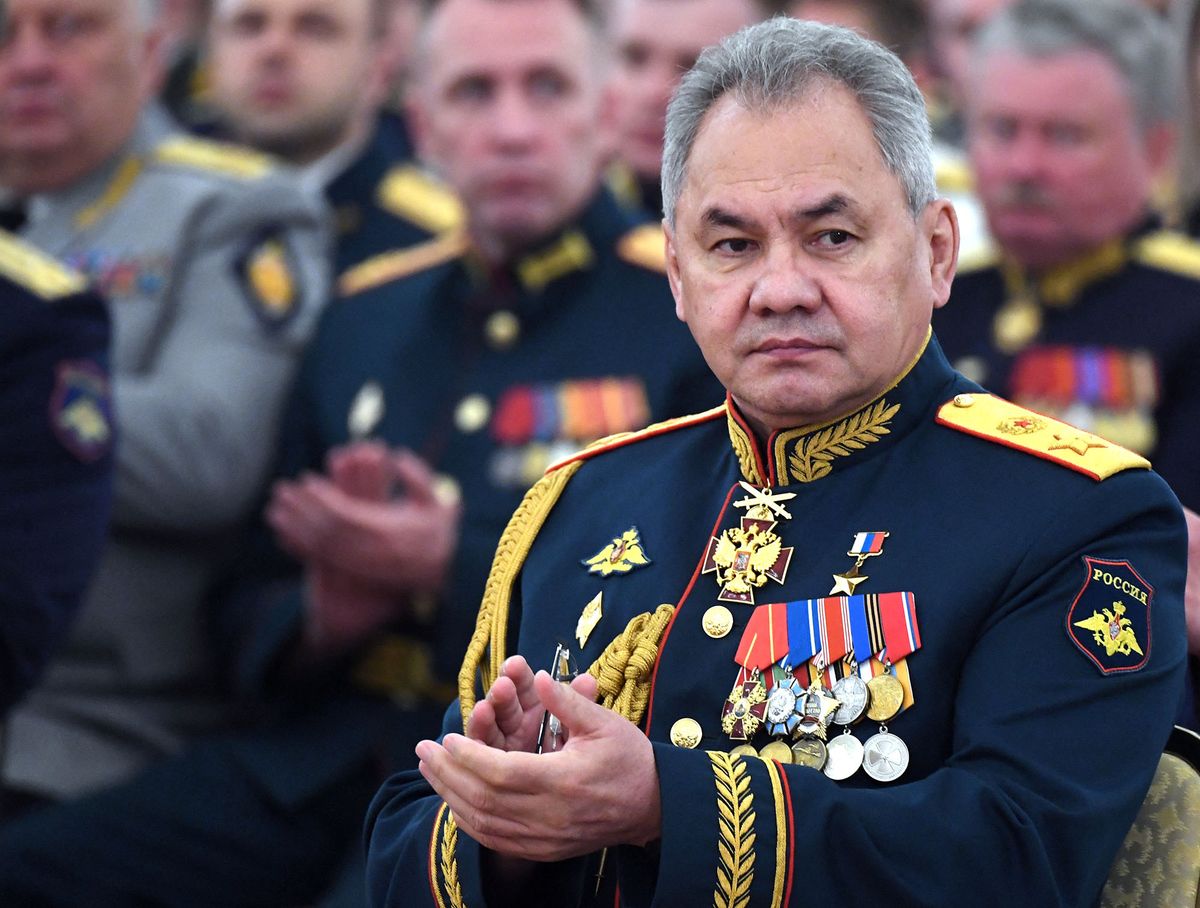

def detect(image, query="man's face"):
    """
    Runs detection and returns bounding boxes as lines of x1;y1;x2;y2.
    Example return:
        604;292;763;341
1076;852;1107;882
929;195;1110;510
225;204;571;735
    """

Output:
666;87;957;435
928;0;1010;105
209;0;385;162
411;0;608;257
968;50;1160;270
610;0;759;181
0;0;159;191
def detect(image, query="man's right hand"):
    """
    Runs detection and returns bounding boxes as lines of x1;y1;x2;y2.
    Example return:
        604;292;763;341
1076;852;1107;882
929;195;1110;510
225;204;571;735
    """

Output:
466;655;599;753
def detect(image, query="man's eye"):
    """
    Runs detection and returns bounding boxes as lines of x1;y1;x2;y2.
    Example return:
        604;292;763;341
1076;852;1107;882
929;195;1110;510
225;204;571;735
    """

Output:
820;230;853;247
450;77;491;103
714;238;753;254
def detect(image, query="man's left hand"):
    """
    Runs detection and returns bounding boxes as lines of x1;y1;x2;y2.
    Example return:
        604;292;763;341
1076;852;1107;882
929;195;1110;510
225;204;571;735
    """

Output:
415;671;662;862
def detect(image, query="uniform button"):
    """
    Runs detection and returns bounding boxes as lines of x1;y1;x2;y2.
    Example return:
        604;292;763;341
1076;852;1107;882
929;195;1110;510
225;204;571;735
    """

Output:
485;310;520;350
455;394;491;433
433;474;462;507
347;380;385;439
670;717;702;749
953;393;975;408
702;605;733;639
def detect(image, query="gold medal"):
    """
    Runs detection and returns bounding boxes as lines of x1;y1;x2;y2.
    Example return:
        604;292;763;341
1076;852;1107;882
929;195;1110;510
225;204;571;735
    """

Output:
790;737;827;770
670;717;702;749
865;673;904;722
703;605;734;639
730;743;758;758
759;740;794;764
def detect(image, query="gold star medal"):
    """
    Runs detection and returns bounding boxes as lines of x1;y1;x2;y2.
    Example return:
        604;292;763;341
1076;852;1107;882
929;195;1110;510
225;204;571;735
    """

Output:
830;531;889;595
702;483;795;605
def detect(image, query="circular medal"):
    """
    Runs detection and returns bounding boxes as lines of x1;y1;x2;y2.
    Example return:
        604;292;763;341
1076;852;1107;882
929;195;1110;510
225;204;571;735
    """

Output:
702;605;734;639
790;737;827;771
862;731;909;783
763;677;803;738
823;732;864;781
669;717;703;749
865;673;904;722
730;743;758;758
759;740;794;764
831;674;870;726
795;680;839;739
993;297;1041;355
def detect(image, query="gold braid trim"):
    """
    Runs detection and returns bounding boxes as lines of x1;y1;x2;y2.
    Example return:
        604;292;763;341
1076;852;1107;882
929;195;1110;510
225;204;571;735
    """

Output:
438;807;465;908
458;460;584;726
782;398;900;483
586;603;675;725
710;752;756;908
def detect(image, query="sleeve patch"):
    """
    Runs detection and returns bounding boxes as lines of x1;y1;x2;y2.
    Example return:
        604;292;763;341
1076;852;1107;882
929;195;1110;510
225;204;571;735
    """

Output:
50;360;113;463
234;229;299;329
1066;557;1152;675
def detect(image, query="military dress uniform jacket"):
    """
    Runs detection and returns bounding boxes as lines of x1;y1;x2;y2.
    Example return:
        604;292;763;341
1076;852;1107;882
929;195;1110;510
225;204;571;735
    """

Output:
0;233;113;713
934;227;1200;511
3;105;330;800
214;189;722;809
365;337;1187;908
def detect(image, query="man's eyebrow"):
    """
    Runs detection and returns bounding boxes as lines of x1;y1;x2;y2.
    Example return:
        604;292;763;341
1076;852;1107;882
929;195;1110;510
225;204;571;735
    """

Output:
799;194;852;219
700;208;758;231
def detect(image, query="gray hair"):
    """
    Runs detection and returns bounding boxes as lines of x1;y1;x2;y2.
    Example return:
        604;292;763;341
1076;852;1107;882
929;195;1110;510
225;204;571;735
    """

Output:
974;0;1179;132
661;16;936;225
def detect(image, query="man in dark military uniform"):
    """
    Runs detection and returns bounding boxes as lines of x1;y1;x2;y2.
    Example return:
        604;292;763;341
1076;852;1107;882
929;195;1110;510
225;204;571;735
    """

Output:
0;0;718;904
0;229;113;715
364;17;1186;907
206;0;463;273
932;0;1200;725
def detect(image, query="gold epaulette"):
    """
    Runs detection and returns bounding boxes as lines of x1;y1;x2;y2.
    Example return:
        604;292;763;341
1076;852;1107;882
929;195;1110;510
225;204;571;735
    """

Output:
0;232;87;300
1132;230;1200;281
336;231;467;297
935;155;975;195
617;223;667;272
548;404;727;472
936;392;1149;481
153;136;274;180
375;164;465;234
955;242;1001;274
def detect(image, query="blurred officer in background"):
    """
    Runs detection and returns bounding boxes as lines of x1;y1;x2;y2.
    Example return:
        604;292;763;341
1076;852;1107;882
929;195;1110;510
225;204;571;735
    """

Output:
0;224;113;714
207;0;457;272
0;0;329;817
606;0;764;215
0;0;718;904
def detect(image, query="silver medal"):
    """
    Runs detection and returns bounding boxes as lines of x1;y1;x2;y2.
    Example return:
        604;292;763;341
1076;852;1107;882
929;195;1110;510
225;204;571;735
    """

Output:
823;732;864;781
831;674;870;726
862;730;909;783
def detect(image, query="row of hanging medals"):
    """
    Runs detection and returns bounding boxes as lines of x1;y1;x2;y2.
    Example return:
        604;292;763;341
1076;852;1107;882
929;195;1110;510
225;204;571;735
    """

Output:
701;483;923;783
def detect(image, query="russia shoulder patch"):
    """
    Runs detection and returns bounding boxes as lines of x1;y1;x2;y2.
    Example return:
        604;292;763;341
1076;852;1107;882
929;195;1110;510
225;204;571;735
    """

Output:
51;360;113;463
1066;557;1152;675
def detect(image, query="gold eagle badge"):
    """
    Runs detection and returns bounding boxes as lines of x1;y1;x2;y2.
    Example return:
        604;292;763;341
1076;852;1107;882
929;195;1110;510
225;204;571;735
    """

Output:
582;527;651;576
1074;602;1144;658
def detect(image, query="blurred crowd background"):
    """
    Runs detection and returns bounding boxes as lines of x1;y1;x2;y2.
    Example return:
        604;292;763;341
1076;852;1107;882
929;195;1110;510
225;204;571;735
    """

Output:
1;0;1199;904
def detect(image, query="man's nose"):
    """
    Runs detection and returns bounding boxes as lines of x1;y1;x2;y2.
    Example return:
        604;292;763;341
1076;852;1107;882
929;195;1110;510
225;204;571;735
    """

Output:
0;25;57;78
748;245;823;314
488;87;541;150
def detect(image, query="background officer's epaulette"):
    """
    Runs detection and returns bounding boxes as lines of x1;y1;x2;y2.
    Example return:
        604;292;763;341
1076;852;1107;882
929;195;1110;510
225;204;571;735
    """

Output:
954;242;1001;274
375;164;465;233
617;224;667;272
936;392;1149;481
152;136;274;180
0;232;86;300
336;231;467;297
1131;230;1200;281
934;155;974;195
548;404;726;473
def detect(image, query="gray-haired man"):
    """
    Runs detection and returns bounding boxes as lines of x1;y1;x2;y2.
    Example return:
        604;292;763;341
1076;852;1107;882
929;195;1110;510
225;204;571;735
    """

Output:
365;15;1186;908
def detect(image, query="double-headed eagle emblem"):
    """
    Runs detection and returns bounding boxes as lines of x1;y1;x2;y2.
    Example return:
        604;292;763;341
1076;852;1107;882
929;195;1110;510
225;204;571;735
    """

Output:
583;527;651;576
1074;601;1143;658
702;483;795;604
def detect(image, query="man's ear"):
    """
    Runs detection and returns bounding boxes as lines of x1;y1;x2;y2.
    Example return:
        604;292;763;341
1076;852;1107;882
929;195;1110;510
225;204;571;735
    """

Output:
664;219;687;322
926;199;959;310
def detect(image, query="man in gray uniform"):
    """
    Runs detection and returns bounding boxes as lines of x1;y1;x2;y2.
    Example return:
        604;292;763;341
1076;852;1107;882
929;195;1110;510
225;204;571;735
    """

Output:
0;0;329;806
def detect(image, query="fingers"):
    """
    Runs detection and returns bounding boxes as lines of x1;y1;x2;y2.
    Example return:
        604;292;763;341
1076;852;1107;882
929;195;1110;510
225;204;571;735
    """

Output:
390;449;439;506
534;670;607;737
499;656;540;714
